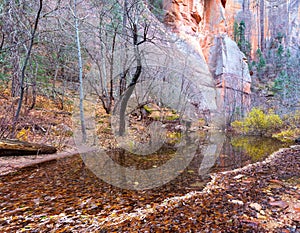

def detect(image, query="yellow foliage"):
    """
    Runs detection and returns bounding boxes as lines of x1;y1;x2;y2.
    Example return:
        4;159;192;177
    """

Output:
197;118;206;127
17;128;30;141
34;95;73;112
272;128;300;142
148;110;179;121
231;120;248;133
166;132;181;144
231;108;283;136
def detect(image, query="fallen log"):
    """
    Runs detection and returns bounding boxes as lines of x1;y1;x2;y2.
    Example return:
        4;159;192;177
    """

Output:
0;139;57;156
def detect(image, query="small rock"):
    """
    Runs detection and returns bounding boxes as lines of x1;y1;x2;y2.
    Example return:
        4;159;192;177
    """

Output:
229;199;244;205
44;196;56;201
295;137;300;144
175;125;185;131
233;174;244;180
250;202;262;212
189;127;199;132
33;198;40;206
257;213;267;220
269;197;276;202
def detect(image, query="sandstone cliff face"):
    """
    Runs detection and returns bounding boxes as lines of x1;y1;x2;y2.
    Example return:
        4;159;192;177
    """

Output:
209;35;251;124
225;0;299;53
162;0;300;125
163;0;299;53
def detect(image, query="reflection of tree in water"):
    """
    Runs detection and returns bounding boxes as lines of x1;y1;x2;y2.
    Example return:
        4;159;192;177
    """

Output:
214;136;291;172
230;136;291;161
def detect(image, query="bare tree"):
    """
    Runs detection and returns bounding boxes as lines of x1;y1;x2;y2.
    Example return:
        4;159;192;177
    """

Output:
107;0;155;136
119;0;129;96
72;0;87;142
82;0;124;114
12;0;43;137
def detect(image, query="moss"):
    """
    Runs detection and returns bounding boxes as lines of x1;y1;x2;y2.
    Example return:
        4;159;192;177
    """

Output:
143;105;154;113
148;109;179;121
166;132;182;144
164;114;179;121
272;111;300;142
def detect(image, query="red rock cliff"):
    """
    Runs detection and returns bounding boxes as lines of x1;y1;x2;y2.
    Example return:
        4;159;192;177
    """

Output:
163;0;299;52
163;0;299;124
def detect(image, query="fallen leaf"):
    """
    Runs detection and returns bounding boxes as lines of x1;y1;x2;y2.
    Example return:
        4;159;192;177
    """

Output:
256;213;267;220
269;200;289;209
269;179;283;186
293;203;300;212
242;177;256;184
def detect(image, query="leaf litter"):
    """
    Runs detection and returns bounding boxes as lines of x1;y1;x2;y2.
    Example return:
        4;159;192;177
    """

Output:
0;146;299;232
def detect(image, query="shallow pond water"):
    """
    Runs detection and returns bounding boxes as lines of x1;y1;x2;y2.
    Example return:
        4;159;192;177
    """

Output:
0;132;291;231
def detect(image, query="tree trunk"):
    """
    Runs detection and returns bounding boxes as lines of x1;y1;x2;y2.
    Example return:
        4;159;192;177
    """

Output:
12;0;43;137
74;0;87;143
0;139;57;156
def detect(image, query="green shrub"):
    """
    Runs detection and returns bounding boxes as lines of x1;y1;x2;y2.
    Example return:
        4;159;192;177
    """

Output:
231;108;283;136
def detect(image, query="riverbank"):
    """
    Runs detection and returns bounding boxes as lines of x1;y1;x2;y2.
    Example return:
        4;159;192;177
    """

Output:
100;145;300;232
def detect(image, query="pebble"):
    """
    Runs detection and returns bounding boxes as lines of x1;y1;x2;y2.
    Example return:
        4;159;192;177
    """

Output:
249;202;262;212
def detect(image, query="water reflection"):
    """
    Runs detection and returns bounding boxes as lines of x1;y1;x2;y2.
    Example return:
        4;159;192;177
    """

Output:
198;131;225;179
210;135;291;173
81;131;290;190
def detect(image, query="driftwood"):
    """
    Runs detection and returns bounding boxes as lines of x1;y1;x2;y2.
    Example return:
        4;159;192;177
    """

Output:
0;139;57;156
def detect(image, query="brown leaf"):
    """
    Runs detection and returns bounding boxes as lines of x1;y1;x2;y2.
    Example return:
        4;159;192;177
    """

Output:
293;203;300;212
269;179;283;186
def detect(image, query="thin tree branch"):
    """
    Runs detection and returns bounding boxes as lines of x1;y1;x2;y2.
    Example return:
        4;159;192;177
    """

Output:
12;0;43;137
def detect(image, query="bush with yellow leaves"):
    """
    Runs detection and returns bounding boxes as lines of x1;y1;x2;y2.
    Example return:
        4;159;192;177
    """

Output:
272;111;300;142
231;108;283;136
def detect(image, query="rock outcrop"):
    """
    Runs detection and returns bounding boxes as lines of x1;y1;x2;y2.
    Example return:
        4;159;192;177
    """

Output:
209;35;251;124
162;0;299;125
225;0;300;53
163;0;299;52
